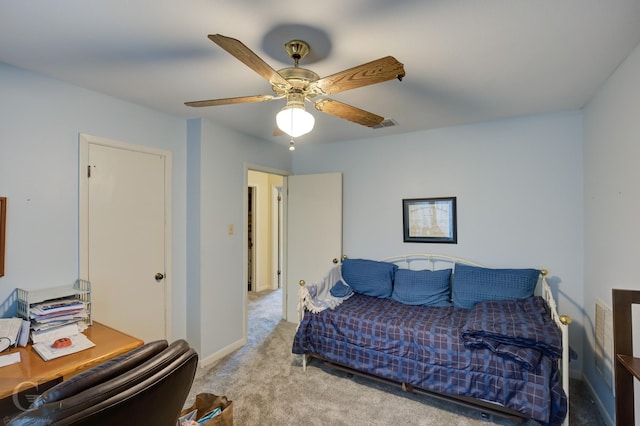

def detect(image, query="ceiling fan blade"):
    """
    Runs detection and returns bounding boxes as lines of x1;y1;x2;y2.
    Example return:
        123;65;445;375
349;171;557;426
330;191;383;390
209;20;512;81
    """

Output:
185;94;276;107
312;56;406;95
314;99;384;128
208;34;290;89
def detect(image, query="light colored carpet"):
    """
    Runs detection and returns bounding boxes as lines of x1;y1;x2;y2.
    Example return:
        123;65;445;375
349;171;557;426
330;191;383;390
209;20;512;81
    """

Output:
186;289;604;426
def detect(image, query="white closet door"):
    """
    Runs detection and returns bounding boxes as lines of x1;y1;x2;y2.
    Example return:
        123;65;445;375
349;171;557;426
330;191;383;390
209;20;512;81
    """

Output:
81;135;170;343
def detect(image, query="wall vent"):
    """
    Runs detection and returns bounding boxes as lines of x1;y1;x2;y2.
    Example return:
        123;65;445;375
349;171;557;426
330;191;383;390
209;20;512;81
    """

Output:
595;298;614;392
372;118;398;129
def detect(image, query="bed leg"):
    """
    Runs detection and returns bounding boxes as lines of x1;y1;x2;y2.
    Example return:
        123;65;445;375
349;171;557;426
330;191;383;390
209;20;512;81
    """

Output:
302;354;307;371
401;383;414;393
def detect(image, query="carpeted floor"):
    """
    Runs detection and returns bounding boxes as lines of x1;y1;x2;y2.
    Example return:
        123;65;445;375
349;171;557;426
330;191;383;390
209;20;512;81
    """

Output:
186;288;606;425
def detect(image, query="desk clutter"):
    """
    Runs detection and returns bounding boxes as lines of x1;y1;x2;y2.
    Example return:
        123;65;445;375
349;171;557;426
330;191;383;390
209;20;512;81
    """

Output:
0;317;29;369
15;279;94;361
0;317;29;350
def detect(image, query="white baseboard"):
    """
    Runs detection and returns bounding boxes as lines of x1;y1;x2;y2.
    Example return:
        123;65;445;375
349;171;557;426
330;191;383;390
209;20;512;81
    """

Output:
581;373;615;426
198;337;246;369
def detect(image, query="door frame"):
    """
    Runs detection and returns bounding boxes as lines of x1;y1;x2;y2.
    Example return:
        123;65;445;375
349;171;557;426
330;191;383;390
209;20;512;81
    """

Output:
243;163;290;340
247;186;256;292
271;185;282;289
78;133;173;340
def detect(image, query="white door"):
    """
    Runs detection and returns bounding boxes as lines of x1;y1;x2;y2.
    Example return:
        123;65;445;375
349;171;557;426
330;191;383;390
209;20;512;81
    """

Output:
79;134;171;343
285;172;342;322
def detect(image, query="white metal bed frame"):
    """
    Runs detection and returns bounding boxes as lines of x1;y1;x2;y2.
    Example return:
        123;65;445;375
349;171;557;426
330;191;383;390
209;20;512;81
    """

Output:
298;253;571;425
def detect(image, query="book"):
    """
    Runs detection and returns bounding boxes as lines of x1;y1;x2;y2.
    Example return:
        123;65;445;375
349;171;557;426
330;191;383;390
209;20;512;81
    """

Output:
18;320;29;347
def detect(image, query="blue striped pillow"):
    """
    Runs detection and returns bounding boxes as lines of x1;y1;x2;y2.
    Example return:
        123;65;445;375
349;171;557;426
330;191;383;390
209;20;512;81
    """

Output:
342;259;398;298
391;268;452;306
452;264;540;309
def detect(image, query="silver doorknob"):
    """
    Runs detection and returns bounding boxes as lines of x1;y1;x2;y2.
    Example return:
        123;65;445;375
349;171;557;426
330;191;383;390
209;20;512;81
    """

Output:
155;273;165;281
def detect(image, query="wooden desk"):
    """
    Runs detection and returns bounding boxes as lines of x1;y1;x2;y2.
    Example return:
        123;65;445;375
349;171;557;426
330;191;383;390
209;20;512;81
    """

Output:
0;322;143;402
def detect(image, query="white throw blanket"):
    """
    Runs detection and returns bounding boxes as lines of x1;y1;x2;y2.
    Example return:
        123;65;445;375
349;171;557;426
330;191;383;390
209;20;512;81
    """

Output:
297;265;352;321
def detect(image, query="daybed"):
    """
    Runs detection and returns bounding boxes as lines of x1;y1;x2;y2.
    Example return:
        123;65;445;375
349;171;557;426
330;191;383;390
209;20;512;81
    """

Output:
292;254;570;425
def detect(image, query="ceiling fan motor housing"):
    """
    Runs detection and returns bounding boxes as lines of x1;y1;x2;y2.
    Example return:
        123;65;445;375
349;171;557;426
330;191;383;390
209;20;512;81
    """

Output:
274;67;320;96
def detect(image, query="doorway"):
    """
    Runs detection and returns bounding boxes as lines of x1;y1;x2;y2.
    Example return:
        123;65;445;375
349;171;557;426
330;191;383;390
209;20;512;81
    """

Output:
244;167;286;347
247;170;283;295
243;168;343;339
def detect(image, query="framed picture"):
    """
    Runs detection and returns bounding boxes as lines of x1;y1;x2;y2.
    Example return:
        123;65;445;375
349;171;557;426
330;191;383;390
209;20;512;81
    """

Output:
402;197;457;244
0;197;5;276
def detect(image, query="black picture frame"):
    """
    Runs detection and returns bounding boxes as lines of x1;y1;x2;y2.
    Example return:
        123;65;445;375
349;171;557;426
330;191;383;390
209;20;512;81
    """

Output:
403;197;457;244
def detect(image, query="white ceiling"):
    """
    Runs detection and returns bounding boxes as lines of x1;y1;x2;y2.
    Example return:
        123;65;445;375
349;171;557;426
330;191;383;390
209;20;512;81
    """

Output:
2;0;640;147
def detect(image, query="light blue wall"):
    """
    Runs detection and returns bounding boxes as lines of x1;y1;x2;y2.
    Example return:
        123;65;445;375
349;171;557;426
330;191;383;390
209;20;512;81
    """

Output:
187;118;291;359
583;42;640;423
293;111;585;374
0;62;189;339
0;62;292;362
186;118;202;351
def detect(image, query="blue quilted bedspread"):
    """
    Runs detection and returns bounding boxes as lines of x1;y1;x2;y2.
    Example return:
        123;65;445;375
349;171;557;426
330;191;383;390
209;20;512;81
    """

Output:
461;297;563;370
292;294;567;425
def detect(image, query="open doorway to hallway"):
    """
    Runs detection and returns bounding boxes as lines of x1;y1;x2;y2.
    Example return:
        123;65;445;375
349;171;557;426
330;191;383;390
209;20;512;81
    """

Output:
247;170;283;310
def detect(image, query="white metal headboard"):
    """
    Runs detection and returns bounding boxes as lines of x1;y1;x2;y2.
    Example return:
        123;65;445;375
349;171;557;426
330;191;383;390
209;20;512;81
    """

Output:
380;253;484;269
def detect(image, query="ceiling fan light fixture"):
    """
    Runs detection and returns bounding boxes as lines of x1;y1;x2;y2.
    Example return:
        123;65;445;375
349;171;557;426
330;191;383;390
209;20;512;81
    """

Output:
276;102;315;138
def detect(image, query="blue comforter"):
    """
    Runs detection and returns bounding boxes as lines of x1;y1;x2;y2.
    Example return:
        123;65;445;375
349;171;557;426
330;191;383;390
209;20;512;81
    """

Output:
460;296;562;370
292;294;567;425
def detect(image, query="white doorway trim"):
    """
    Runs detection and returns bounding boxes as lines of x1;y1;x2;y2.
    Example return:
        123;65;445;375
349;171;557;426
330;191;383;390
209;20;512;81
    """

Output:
243;163;290;341
79;133;174;340
247;186;256;292
271;185;282;290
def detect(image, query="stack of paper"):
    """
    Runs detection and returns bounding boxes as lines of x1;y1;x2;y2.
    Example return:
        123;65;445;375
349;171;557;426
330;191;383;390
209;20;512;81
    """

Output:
0;317;30;350
29;298;89;343
30;322;81;344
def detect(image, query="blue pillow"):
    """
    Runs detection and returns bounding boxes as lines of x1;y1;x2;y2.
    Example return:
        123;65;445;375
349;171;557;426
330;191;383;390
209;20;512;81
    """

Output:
452;264;540;309
391;268;452;307
341;259;398;298
329;280;353;298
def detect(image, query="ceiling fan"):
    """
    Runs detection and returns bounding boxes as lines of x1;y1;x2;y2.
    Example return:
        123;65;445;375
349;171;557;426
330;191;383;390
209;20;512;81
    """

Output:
185;34;406;143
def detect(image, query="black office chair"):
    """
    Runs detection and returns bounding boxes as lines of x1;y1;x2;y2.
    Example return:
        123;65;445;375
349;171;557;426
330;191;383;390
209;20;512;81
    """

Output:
9;339;198;426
